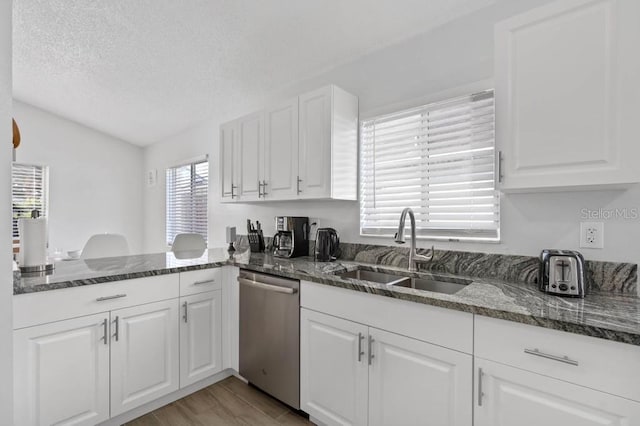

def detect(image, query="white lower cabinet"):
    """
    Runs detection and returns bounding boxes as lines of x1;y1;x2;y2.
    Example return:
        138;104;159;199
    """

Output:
475;358;640;426
301;309;368;426
179;290;222;387
368;328;472;426
301;308;472;426
13;313;110;426
110;299;180;417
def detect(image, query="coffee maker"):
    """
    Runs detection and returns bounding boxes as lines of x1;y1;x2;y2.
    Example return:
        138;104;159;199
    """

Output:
273;216;309;258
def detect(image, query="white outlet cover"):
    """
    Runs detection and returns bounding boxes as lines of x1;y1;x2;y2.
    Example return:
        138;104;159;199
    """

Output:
580;221;604;249
146;169;157;187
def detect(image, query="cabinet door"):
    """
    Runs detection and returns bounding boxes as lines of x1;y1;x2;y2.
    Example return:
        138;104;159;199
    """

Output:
13;313;110;426
475;358;640;426
238;111;264;201
264;98;299;200
220;120;238;202
368;328;472;426
298;86;332;199
110;299;179;417
495;0;640;191
300;308;368;426
179;291;222;388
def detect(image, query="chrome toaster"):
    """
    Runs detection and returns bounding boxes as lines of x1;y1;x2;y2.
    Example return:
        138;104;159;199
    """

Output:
539;249;586;298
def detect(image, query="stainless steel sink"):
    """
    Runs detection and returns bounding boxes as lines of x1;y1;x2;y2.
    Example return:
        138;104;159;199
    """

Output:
392;277;471;295
338;268;471;295
338;270;410;286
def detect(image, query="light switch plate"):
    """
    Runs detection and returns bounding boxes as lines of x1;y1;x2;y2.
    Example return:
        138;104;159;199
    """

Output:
580;221;604;249
146;169;157;187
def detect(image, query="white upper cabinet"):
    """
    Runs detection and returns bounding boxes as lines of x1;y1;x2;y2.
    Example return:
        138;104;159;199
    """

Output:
220;85;358;202
264;98;299;200
237;112;265;201
495;0;640;191
298;85;358;200
220;121;238;201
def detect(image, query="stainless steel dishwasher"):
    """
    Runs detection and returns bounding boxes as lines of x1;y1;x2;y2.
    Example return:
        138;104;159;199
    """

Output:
238;269;300;409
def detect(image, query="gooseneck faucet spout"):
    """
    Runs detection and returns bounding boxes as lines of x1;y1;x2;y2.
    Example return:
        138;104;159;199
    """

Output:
394;207;434;272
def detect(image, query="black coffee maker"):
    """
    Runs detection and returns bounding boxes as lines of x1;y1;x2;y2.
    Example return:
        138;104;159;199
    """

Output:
273;216;309;258
315;228;340;262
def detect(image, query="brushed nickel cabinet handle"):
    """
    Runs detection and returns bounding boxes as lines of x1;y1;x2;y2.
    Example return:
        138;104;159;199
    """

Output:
297;176;302;194
96;294;127;302
102;318;108;345
231;184;237;199
258;180;263;198
357;332;365;362
524;348;579;366
262;180;268;197
193;279;215;286
368;335;375;365
113;316;120;342
478;368;484;406
183;301;188;323
497;151;504;183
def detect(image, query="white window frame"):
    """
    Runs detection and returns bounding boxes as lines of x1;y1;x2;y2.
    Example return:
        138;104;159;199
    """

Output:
165;156;209;246
12;162;49;240
359;88;500;242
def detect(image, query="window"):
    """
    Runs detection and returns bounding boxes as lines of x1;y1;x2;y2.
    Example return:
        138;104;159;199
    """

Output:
360;90;499;241
12;163;49;239
166;159;209;245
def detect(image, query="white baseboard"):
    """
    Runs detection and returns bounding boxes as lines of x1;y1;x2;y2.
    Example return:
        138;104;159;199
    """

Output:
98;369;233;425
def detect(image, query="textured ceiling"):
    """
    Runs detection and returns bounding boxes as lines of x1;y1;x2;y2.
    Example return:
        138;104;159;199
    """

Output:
13;0;494;146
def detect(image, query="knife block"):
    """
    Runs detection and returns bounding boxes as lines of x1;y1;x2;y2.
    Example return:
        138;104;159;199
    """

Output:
248;230;265;253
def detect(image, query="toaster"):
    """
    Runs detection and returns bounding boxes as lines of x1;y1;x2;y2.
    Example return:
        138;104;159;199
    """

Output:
539;249;586;298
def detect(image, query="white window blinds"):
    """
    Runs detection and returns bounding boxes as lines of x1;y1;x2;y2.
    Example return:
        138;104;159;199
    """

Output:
360;90;499;241
166;159;209;245
12;163;49;239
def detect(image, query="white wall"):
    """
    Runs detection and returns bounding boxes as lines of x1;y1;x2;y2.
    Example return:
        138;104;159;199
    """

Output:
13;101;144;254
0;0;13;421
143;0;640;269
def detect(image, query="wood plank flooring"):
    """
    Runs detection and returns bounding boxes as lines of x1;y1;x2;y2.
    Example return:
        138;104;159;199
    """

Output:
125;376;314;426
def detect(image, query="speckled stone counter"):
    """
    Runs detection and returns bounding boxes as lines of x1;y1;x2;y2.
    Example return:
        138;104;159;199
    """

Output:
13;247;640;346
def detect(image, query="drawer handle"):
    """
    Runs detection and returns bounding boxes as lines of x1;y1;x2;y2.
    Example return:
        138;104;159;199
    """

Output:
237;277;297;294
193;279;215;286
96;294;127;302
524;348;579;366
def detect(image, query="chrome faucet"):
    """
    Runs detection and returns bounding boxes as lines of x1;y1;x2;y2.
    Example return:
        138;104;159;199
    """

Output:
394;207;434;272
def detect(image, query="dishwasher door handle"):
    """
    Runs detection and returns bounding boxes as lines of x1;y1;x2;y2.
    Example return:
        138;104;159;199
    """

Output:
237;277;298;294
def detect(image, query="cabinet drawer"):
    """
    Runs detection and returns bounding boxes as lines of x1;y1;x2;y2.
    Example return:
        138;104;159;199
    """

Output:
301;281;473;354
179;268;222;296
475;315;640;402
14;274;180;329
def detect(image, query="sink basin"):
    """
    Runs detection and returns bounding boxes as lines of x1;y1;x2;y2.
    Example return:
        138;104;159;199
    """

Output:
338;270;410;286
392;277;471;295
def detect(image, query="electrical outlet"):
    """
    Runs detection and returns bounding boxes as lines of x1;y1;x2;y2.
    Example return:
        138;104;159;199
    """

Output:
309;218;321;235
580;222;604;249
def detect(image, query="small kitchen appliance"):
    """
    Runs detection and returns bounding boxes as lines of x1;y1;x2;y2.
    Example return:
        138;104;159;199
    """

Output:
273;216;309;258
539;249;586;298
315;227;340;262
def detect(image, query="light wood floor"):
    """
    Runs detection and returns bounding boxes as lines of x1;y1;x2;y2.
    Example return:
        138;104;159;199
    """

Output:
125;376;314;426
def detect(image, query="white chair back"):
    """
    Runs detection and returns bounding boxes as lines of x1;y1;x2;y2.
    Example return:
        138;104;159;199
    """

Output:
171;233;207;252
81;234;130;259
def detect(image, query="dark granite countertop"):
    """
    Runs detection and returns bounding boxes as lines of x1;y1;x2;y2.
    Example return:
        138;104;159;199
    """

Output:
13;248;640;346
